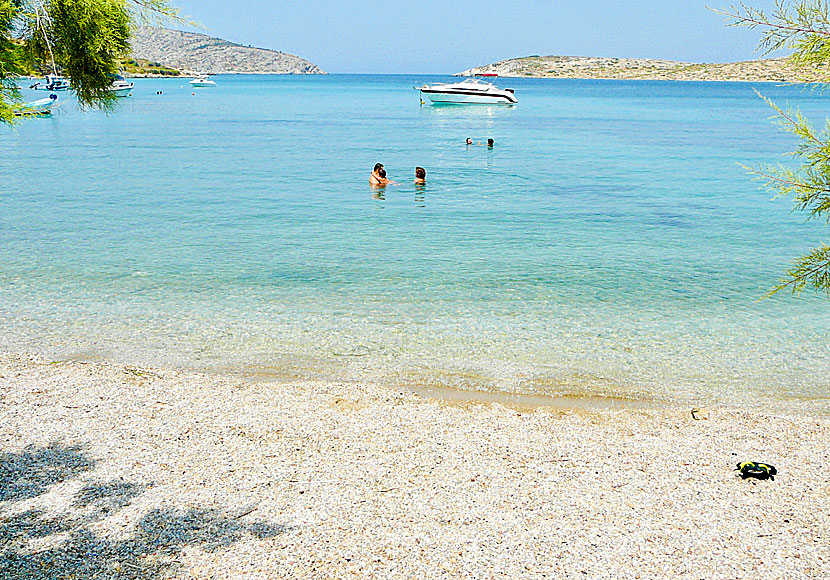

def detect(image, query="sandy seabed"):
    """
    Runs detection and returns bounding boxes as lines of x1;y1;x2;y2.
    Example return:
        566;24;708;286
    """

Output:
0;352;828;579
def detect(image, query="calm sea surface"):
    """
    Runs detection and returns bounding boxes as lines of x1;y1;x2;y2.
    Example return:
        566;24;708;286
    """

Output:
2;74;829;409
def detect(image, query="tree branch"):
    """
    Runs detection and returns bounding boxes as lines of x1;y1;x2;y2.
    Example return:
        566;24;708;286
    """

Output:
742;164;830;193
769;257;830;294
711;6;830;37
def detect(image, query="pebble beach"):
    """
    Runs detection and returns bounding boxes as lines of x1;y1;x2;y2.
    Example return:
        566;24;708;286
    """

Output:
1;352;828;579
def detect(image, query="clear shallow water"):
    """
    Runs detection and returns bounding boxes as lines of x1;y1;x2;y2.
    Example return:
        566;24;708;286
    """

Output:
2;74;829;409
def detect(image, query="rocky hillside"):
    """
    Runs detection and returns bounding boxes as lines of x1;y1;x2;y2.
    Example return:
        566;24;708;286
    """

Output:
130;27;324;75
458;55;826;82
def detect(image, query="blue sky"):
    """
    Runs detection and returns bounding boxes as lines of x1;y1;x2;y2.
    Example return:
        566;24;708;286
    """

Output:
171;1;783;74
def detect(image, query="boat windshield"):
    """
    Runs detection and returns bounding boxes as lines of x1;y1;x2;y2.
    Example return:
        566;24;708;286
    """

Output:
420;75;500;90
466;75;498;85
455;76;498;89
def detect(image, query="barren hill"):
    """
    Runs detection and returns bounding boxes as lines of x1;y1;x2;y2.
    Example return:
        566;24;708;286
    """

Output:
130;27;324;75
457;55;825;82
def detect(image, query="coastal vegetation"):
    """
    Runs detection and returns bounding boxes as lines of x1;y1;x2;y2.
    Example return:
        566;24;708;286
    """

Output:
120;57;179;76
719;1;830;294
0;0;180;123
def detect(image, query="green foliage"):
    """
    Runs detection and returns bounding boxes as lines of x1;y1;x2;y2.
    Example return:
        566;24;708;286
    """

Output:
717;1;830;295
0;0;182;122
120;56;179;75
714;1;830;79
47;0;132;108
0;0;26;122
781;243;830;292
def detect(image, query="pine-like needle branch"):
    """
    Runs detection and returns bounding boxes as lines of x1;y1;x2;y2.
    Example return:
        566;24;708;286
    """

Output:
0;0;186;120
714;2;830;295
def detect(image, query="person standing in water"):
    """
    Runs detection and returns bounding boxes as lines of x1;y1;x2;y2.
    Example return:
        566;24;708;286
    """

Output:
414;167;426;184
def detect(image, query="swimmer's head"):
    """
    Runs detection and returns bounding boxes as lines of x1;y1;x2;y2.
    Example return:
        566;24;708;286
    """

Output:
415;167;426;179
374;163;384;172
466;138;472;145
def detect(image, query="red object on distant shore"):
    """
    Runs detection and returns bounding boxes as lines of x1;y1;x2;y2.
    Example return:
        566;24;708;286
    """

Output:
478;73;499;77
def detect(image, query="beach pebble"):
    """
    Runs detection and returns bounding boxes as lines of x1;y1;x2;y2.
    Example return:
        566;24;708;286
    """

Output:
0;352;827;579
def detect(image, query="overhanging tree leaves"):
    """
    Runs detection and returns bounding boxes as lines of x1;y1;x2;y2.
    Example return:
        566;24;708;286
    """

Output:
0;0;180;122
0;0;28;122
48;0;133;105
715;1;830;295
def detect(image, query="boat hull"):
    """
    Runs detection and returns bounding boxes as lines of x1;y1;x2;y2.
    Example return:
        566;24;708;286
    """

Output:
14;96;57;116
31;84;69;91
421;90;516;105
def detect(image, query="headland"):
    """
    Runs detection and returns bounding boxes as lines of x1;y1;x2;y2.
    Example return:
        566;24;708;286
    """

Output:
458;55;825;82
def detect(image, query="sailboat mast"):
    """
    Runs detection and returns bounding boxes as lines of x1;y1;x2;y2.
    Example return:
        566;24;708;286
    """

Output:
34;3;59;77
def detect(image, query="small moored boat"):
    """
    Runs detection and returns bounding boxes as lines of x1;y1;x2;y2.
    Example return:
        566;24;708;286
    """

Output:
190;76;216;87
416;74;517;105
108;74;134;97
14;94;58;116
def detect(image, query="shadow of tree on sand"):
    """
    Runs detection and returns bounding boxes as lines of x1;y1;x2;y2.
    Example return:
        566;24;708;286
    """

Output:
0;443;290;579
0;443;93;502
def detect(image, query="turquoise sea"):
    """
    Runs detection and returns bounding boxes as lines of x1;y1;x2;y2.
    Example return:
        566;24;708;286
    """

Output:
2;75;829;409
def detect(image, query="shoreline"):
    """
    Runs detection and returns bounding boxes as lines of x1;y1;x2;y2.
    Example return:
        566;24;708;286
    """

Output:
1;350;828;578
6;337;829;416
16;73;808;83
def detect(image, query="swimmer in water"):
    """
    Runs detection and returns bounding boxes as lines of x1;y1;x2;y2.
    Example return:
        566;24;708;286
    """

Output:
370;163;385;186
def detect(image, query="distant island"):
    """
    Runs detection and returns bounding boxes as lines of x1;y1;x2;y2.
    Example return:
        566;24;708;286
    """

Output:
129;27;324;76
457;55;827;82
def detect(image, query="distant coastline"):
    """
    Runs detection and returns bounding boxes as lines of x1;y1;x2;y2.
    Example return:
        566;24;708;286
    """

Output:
457;55;827;82
129;27;324;76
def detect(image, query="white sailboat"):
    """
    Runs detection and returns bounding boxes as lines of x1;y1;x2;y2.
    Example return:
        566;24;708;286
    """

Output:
27;5;70;93
29;74;70;91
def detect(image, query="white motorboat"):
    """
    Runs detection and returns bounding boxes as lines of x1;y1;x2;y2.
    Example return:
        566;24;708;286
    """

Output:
108;74;134;97
29;74;70;91
190;76;216;87
417;74;517;105
14;94;58;116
